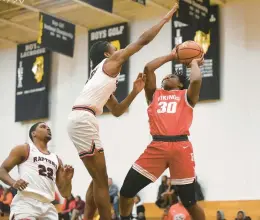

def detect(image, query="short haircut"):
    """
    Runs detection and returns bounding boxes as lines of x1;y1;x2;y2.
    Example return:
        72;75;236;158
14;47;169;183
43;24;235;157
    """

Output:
173;69;189;89
161;69;189;89
89;41;110;69
29;122;43;141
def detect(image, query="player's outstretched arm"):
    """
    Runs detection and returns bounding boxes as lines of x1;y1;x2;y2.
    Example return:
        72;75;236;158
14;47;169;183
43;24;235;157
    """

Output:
144;52;176;104
106;73;146;117
104;3;179;77
0;145;29;190
56;159;74;198
187;56;204;107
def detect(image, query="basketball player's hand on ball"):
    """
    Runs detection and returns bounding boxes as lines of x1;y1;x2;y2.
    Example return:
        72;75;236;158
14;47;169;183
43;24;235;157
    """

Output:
13;179;28;191
163;3;179;22
185;54;205;68
61;165;74;181
133;73;146;94
190;55;205;67
171;47;178;60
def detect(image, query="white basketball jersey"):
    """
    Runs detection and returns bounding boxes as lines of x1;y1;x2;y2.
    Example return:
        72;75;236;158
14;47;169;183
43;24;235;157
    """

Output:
17;143;59;202
73;58;119;115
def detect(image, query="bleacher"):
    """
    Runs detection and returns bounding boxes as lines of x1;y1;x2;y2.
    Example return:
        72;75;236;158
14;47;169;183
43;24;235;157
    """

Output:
144;200;260;220
2;200;260;220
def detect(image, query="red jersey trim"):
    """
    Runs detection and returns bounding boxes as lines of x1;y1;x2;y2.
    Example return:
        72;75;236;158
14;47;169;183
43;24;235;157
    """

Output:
172;177;195;185
132;163;157;182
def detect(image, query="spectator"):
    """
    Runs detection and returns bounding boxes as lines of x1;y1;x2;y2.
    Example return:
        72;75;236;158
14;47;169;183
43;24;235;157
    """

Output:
156;177;176;208
52;192;61;205
108;178;119;219
217;210;225;220
58;194;76;220
0;188;13;216
235;211;246;220
157;175;168;200
71;196;85;220
132;195;145;220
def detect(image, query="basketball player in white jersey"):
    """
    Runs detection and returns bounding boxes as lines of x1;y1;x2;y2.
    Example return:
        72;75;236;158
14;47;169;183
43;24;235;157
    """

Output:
0;122;74;220
67;4;179;220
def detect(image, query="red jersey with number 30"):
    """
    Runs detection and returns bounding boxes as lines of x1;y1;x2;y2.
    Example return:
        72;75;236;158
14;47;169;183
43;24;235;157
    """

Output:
147;89;193;136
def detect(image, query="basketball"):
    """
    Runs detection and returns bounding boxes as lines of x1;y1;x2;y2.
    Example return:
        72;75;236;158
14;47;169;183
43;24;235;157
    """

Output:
175;41;204;65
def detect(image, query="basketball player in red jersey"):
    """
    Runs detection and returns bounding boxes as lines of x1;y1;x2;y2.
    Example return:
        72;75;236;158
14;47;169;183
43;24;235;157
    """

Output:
119;49;206;220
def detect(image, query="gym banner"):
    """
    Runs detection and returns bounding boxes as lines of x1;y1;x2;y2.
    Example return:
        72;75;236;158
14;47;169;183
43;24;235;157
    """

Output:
88;23;129;113
80;0;113;13
172;6;220;101
176;0;210;33
37;12;75;57
132;0;146;5
15;41;51;122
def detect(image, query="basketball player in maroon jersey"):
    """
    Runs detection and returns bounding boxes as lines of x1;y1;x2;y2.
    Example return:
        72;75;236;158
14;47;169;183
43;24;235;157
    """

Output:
119;49;206;220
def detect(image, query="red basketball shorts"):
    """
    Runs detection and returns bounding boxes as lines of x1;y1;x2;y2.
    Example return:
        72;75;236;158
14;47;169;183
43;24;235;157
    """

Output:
132;140;195;185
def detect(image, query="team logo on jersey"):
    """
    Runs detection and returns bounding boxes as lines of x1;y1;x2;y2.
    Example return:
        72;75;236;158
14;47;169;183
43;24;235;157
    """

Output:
32;56;44;83
194;30;211;54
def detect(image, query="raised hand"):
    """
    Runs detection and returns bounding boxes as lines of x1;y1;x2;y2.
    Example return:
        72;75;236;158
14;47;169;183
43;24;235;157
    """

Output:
190;55;205;67
60;165;74;181
133;73;147;94
163;3;179;22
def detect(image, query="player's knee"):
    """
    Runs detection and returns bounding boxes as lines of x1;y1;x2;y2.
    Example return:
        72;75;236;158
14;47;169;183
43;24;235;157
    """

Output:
82;153;108;182
93;173;108;186
120;187;135;199
120;183;136;198
91;166;108;183
174;181;197;208
120;168;152;198
90;167;108;185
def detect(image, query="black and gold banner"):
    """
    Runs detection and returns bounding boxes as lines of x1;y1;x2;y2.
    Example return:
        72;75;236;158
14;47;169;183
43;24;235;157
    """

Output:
172;6;220;101
176;0;210;33
132;0;146;5
38;13;75;57
80;0;113;12
15;41;51;122
88;23;129;113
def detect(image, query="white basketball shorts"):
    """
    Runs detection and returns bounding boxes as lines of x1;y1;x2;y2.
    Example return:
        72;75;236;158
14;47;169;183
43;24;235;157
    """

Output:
67;110;103;158
10;194;58;220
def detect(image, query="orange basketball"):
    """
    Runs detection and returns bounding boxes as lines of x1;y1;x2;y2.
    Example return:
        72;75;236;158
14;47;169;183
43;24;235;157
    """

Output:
176;41;203;65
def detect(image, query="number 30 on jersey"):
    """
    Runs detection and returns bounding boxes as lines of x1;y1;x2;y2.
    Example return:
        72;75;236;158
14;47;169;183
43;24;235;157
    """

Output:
157;101;177;114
